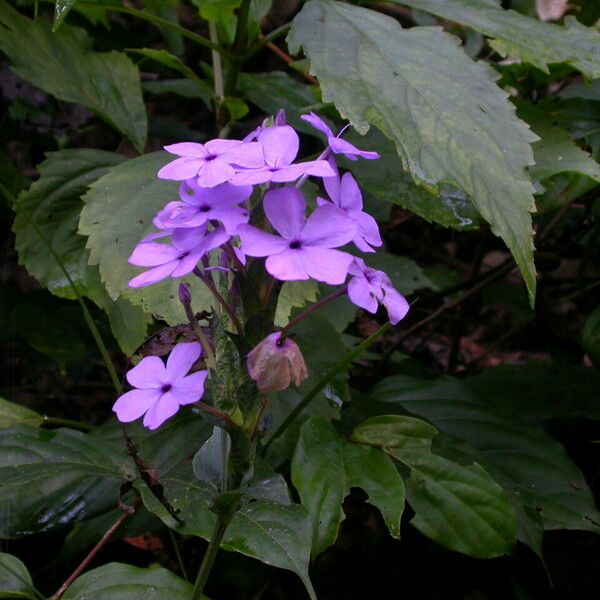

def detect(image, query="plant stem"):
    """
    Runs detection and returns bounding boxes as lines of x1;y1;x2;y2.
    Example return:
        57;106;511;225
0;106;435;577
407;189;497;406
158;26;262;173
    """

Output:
194;268;244;337
245;24;292;60
183;302;216;371
168;529;189;581
77;3;230;56
223;0;251;97
263;322;391;453
191;510;235;600
50;508;134;599
279;287;347;341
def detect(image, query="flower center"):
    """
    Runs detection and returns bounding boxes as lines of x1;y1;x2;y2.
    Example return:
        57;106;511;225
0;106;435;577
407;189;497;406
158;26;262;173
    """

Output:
205;154;216;161
199;205;211;212
289;240;302;250
161;383;172;393
178;251;190;260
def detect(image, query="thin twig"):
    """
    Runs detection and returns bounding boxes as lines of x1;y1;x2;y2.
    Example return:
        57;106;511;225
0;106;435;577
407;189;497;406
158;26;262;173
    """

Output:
50;509;134;599
260;37;319;85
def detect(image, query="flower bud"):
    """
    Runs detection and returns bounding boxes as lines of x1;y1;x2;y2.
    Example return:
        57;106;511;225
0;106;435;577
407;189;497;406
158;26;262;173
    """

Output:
178;282;192;306
247;332;308;394
274;109;287;127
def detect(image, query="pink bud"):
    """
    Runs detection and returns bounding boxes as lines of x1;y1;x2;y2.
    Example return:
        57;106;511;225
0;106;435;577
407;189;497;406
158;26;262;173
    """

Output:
247;332;308;394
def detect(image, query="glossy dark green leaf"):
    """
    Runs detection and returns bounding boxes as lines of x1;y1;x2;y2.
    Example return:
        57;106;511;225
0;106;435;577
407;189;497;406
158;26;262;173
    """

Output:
238;71;320;134
62;563;193;599
0;1;147;152
266;314;349;457
364;367;600;553
137;464;316;599
79;152;214;325
0;426;134;538
12;150;152;354
288;0;538;304
352;415;517;558
341;130;482;230
392;0;600;78
292;417;404;555
582;306;600;368
0;398;42;431
0;552;39;599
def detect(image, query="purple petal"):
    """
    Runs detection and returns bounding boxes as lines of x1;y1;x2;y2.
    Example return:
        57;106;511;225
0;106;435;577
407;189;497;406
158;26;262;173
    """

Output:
197;182;253;208
323;165;342;206
157;157;202;180
381;286;410;324
301;247;353;284
142;393;180;430
329;136;380;160
170;370;208;405
300;112;334;139
169;250;203;277
259;126;298;168
166;341;201;379
222;141;265;169
172;227;207;251
339;173;363;211
128;262;177;288
348;276;379;313
354;212;382;249
348;257;368;277
229;167;273;186
301;205;356;248
264;187;306;239
197;159;235;187
211;207;250;234
126;355;166;389
204;139;243;155
265;249;310;280
141;230;172;243
238;224;288;257
113;388;160;423
128;242;179;267
269;160;335;183
164;142;208;158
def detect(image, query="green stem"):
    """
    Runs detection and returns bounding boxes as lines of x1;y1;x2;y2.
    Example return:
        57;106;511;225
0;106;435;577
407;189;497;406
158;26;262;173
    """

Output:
77;3;230;57
20;212;121;394
223;0;251;97
245;23;292;61
262;322;391;453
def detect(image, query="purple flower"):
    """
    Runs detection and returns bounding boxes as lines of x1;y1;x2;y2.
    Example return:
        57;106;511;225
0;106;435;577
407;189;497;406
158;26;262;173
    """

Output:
157;139;264;187
237;186;356;284
301;112;380;161
230;125;335;185
113;342;207;430
154;180;252;234
128;225;230;288
319;160;382;253
347;258;409;324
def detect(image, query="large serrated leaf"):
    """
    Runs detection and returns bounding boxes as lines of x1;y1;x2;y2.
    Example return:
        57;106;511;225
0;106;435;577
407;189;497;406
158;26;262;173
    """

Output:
288;0;538;304
352;415;517;558
392;0;600;78
0;0;147;152
12;150;151;354
292;417;404;555
78;152;214;325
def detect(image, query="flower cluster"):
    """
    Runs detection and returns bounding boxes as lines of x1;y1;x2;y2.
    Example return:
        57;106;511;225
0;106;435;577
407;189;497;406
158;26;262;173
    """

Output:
113;111;409;429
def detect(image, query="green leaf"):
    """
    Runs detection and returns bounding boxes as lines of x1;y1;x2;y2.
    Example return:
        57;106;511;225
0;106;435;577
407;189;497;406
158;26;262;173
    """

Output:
0;398;42;431
0;426;134;537
391;0;600;78
583;306;600;368
266;314;349;456
143;78;212;106
288;0;538;305
62;563;194;599
341;130;482;229
0;1;147;152
363;367;600;553
0;553;39;600
352;415;517;558
292;417;404;555
138;464;316;599
238;71;320;134
53;0;76;30
275;280;319;327
12;150;151;354
79;152;213;325
517;102;600;183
